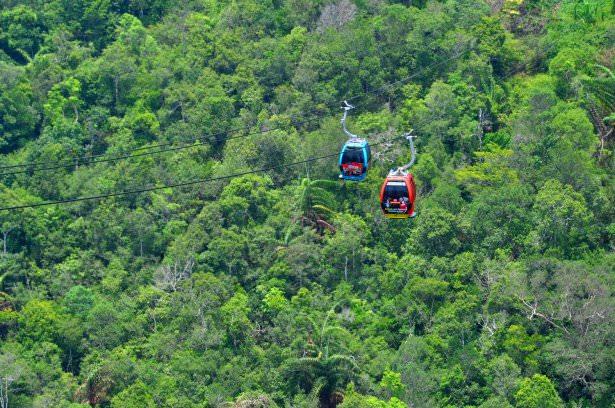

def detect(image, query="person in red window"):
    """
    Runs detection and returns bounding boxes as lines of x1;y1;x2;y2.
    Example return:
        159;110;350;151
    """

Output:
399;197;408;213
342;162;362;176
352;162;362;175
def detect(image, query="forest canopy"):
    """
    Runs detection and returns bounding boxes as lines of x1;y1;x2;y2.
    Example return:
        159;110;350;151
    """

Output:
0;0;613;407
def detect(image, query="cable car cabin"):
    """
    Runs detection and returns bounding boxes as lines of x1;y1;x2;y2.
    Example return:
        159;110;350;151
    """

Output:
338;140;371;181
380;173;416;219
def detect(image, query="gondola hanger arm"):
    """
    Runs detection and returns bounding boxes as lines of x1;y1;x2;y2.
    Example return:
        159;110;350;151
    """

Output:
389;130;417;175
341;100;360;140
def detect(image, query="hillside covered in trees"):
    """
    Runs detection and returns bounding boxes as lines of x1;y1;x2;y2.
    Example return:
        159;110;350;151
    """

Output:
0;0;614;407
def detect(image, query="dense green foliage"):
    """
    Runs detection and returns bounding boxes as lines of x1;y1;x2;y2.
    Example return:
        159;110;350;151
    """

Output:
0;0;613;406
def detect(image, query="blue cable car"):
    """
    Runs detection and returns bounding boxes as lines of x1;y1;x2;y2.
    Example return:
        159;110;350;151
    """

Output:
338;101;371;181
338;139;371;181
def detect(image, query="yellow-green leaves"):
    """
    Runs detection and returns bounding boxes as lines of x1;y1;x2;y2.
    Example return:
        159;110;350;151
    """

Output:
515;374;564;408
455;144;517;194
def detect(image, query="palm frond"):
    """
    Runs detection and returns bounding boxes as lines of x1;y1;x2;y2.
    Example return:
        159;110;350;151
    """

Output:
325;354;360;372
311;204;336;214
310;179;341;189
321;325;351;339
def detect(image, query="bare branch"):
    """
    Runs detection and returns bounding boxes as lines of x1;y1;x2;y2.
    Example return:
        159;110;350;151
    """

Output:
154;258;195;292
317;0;357;33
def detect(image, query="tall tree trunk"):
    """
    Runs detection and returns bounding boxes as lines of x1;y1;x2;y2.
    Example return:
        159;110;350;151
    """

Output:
587;98;613;159
2;231;8;255
114;76;120;110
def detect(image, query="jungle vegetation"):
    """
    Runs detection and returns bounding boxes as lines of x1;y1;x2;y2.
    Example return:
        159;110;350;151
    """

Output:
0;0;613;407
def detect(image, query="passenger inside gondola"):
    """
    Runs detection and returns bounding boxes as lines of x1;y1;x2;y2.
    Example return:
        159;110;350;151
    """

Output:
382;182;410;214
340;146;365;177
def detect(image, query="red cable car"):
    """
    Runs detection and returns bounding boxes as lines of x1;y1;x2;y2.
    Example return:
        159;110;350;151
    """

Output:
379;132;417;219
380;173;416;219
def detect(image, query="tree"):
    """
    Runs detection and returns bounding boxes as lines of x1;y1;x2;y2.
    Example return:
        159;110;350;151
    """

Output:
154;258;194;293
219;174;275;226
379;370;405;400
455;144;518;195
486;354;521;401
0;5;44;61
63;285;95;319
262;286;288;315
18;299;63;345
404;207;461;258
548;46;594;98
514;374;563;408
220;291;253;348
506;258;614;402
527;179;595;258
233;393;278;407
460;182;532;256
283;306;359;407
423;81;461;154
581;65;615;160
338;388;405;408
479;396;513;408
317;0;357;33
0;352;26;408
204;228;249;276
110;380;155;408
90;13;159;113
44;78;83;124
0;63;38;152
293;177;339;231
323;214;368;282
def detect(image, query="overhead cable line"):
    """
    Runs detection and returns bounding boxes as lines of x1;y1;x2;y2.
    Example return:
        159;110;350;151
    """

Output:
0;38;538;183
0;115;324;177
0;38;540;212
0;115;317;171
0;141;394;211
